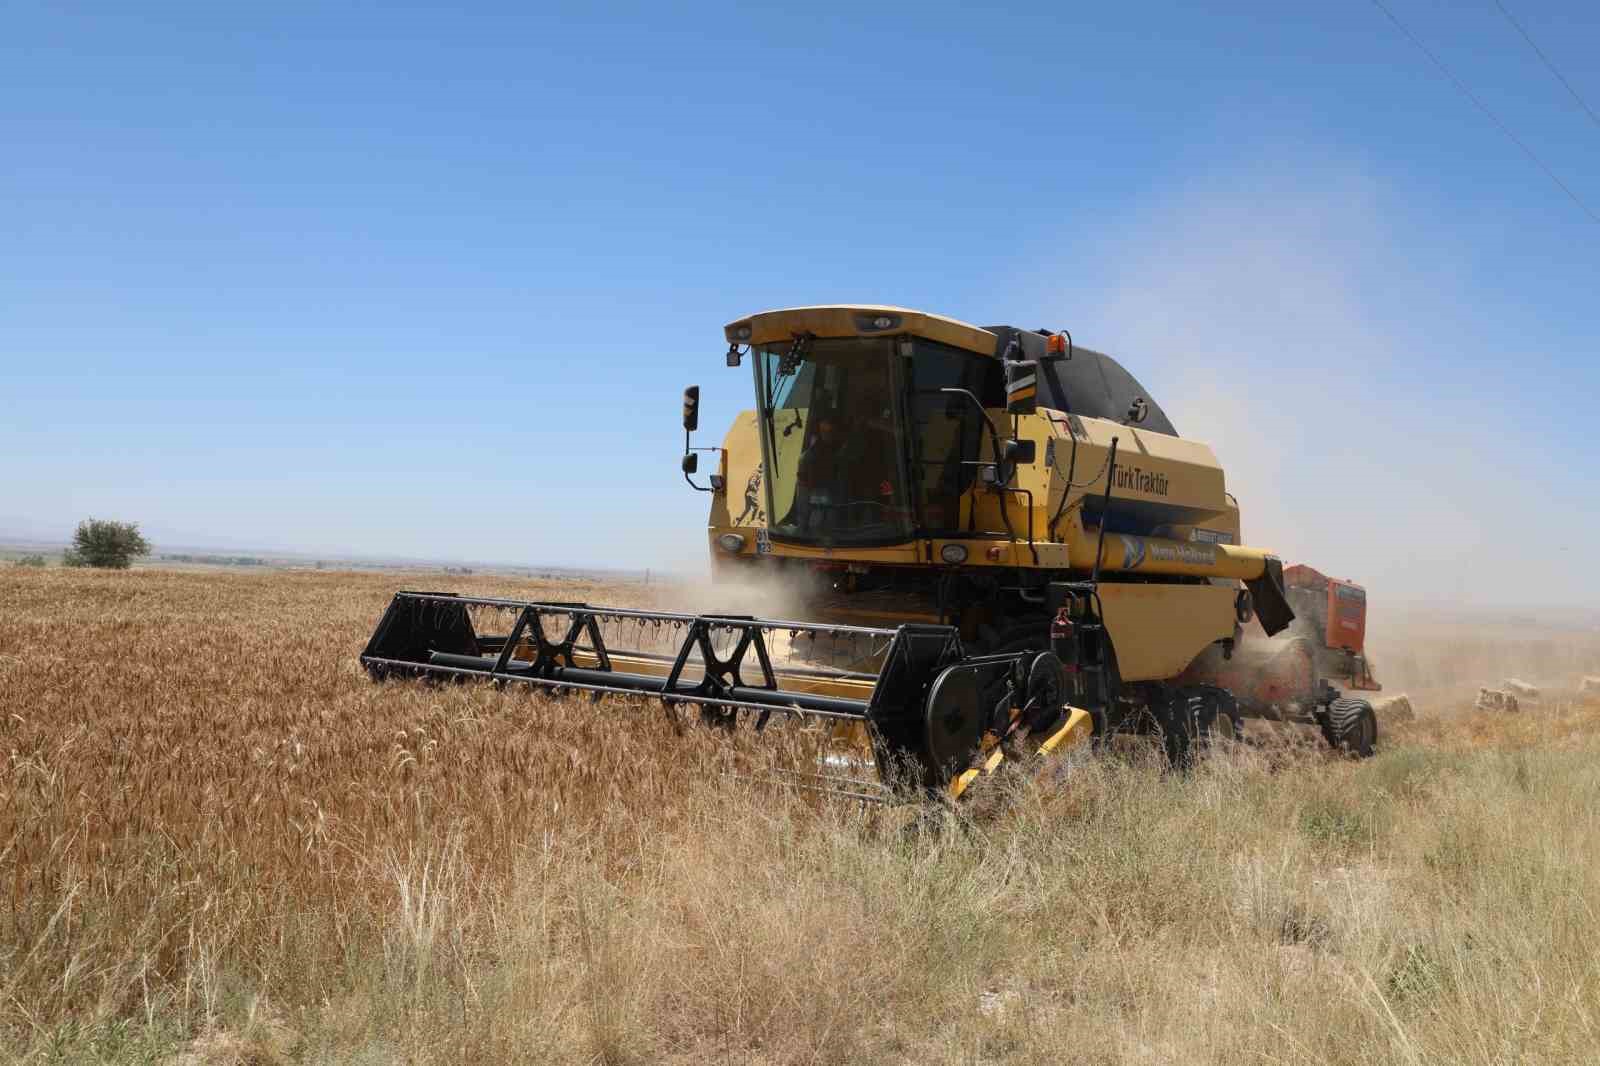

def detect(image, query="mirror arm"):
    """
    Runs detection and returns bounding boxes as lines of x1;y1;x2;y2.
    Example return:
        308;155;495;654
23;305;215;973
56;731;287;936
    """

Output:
682;428;713;492
939;387;1020;543
681;383;712;490
938;388;1004;474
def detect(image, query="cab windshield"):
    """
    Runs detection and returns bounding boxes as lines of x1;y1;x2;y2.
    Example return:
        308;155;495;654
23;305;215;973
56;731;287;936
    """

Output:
752;335;1004;546
754;337;914;546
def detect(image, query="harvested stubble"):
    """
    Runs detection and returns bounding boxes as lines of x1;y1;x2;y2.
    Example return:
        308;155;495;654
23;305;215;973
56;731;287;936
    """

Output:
3;567;1600;1064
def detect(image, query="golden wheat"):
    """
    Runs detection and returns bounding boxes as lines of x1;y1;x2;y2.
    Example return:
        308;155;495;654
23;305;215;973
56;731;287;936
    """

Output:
3;567;1599;1064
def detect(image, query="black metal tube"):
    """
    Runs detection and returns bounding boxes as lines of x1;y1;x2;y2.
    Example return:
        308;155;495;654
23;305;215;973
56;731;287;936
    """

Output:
390;593;896;639
720;684;867;717
1005;486;1038;565
407;653;873;719
660;692;868;721
1047;413;1080;541
428;651;498;672
1090;436;1119;587
567;644;883;683
939;387;1015;541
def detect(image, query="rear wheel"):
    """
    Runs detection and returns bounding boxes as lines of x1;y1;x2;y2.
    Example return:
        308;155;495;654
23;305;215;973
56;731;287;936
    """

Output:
1324;697;1377;758
1204;692;1243;749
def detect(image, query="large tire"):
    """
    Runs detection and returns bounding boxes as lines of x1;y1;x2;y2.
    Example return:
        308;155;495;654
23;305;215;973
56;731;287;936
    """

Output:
1325;697;1377;758
1160;687;1239;769
1204;690;1244;750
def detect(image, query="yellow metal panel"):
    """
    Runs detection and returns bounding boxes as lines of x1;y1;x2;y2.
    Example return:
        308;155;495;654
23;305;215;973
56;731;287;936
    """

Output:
1037;707;1094;757
1099;582;1237;681
717;410;767;532
951;707;1095;801
735;539;926;565
951;767;982;800
1041;411;1229;522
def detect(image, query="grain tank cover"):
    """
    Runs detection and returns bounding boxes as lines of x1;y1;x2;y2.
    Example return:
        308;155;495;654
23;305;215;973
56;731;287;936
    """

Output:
986;328;1179;437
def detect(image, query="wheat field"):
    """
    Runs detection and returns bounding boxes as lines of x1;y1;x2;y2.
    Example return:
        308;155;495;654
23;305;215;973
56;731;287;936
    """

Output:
3;566;1600;1064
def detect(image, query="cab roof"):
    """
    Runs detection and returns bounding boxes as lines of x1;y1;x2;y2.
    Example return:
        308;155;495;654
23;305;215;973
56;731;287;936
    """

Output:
725;305;994;354
725;304;1179;436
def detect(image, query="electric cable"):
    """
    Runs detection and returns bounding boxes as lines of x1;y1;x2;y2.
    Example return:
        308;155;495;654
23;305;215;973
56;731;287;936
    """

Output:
1370;0;1599;224
1492;0;1600;134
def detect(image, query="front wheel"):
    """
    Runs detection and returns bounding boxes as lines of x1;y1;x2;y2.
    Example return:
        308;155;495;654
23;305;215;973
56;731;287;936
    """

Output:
1160;686;1241;769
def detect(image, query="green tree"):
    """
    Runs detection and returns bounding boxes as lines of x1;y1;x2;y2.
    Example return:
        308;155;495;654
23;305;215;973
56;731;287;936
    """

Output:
62;519;151;570
14;554;48;568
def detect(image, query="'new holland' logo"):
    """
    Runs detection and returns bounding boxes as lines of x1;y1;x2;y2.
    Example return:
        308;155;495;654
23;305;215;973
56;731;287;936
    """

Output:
1120;536;1147;569
1120;535;1217;570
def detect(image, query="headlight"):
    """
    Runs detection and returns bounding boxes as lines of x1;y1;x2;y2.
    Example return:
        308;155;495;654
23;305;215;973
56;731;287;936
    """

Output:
854;311;902;332
940;543;968;564
717;532;746;553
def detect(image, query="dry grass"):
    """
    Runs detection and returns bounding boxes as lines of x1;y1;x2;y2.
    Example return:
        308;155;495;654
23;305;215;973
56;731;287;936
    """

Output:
3;568;1600;1064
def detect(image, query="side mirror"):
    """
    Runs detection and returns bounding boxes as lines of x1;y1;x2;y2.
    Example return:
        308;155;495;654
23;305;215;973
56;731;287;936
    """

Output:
680;389;711;492
682;385;700;432
726;344;743;368
1003;439;1037;465
1005;357;1037;416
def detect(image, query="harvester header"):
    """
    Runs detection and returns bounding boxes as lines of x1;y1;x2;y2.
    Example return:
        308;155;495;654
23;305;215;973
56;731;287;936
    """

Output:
361;590;1090;796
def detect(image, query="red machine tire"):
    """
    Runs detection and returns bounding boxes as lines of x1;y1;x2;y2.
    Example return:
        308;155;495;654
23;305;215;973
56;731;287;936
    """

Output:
1325;697;1377;758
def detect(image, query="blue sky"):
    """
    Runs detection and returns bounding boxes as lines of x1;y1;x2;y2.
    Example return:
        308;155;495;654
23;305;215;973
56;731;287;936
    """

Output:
3;1;1597;606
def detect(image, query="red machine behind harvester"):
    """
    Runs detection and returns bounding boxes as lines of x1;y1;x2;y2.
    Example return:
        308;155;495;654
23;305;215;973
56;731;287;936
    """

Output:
1282;564;1380;692
1180;565;1380;754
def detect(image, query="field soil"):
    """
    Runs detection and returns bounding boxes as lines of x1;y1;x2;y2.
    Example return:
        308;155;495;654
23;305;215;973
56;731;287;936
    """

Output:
3;567;1600;1064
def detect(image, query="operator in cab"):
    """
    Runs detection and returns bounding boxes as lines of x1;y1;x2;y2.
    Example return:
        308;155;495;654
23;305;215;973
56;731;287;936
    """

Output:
791;386;904;537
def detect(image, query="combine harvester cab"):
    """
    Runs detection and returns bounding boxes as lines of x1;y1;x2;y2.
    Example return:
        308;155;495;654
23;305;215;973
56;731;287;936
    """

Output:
361;591;1093;798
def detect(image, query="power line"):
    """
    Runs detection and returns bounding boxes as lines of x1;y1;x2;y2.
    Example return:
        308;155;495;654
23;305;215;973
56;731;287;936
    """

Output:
1369;0;1599;224
1493;0;1600;134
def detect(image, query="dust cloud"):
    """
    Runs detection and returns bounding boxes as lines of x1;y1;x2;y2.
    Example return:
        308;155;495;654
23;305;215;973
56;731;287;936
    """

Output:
1049;161;1600;703
1365;615;1600;703
1064;163;1597;616
650;567;814;623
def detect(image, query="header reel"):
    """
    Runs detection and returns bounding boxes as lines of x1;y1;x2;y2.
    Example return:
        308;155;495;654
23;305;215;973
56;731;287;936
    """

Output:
361;591;1080;796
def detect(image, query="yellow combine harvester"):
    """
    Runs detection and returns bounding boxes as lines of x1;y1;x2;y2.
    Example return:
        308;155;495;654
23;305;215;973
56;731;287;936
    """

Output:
362;304;1376;800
